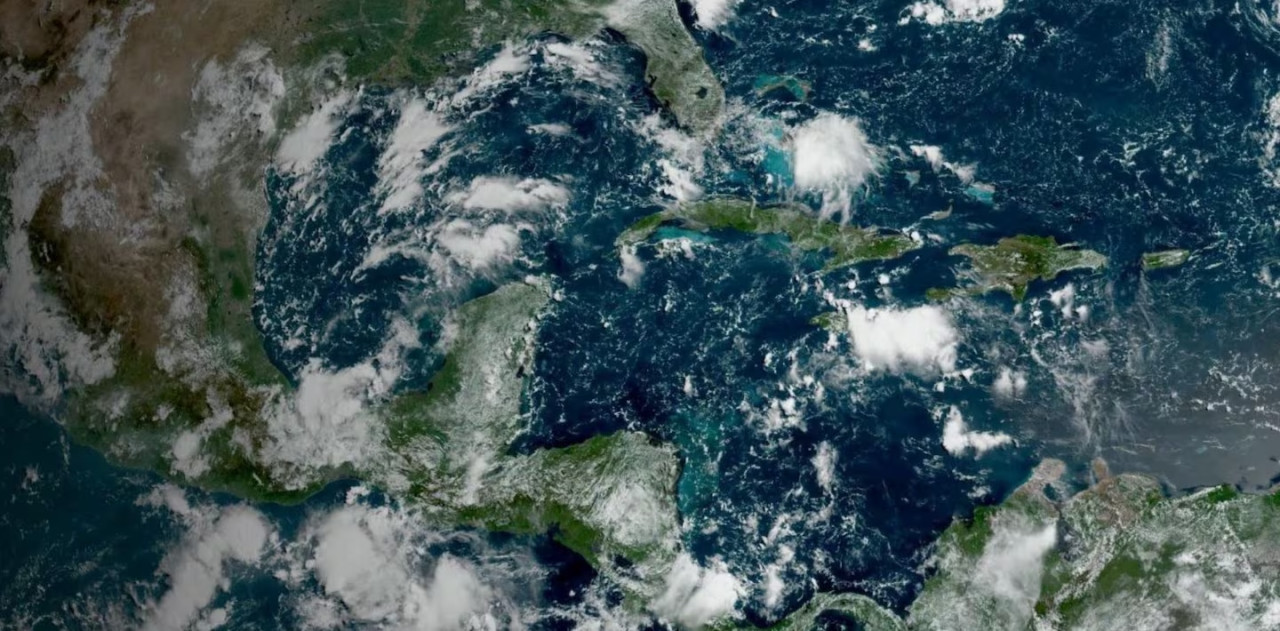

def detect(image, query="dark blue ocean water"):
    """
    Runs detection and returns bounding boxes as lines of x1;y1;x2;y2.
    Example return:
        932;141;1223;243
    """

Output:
0;398;596;628
14;0;1280;626
248;0;1280;619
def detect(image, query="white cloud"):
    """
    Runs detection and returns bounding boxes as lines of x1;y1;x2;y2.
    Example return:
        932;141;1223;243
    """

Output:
690;0;740;29
261;320;419;484
294;597;345;630
947;0;1006;21
0;233;117;404
941;406;1012;456
142;492;272;631
905;1;948;24
450;44;530;106
1263;92;1280;187
1048;283;1082;320
636;112;706;202
311;506;410;621
353;238;427;277
655;236;698;260
911;144;945;170
277;90;354;177
652;554;743;629
974;520;1056;623
168;391;237;480
759;545;796;612
761;394;803;432
791;114;881;221
903;0;1006;25
618;243;646;288
449;176;569;213
309;503;492;630
594;480;674;549
436;220;525;270
358;175;565;288
909;144;977;183
354;220;526;284
528;123;572;136
840;303;958;374
913;510;1055;629
376;98;451;214
992;366;1027;399
1160;553;1280;631
0;8;146;404
543;41;619;86
185;45;285;178
762;564;786;610
272;361;382;464
659;159;704;202
812;442;837;493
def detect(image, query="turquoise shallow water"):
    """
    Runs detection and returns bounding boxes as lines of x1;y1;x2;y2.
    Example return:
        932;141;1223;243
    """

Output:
14;0;1280;625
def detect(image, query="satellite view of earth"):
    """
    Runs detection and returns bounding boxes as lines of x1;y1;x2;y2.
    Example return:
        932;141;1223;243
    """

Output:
11;0;1280;627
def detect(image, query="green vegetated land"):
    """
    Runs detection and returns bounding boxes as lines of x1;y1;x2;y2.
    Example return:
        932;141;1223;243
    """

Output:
760;459;1280;630
929;235;1107;301
32;0;727;499
1141;249;1190;271
296;0;723;131
619;197;920;269
374;281;681;602
22;0;721;577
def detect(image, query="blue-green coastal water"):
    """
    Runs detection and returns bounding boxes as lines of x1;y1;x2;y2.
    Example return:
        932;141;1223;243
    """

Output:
13;0;1280;626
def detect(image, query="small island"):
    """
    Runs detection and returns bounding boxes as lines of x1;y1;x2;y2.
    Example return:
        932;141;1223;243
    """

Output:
753;74;812;101
618;197;920;269
809;311;846;331
1141;248;1190;272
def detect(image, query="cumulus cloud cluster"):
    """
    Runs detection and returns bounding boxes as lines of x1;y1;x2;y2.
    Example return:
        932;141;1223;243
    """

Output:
689;0;740;29
261;318;420;484
449;176;570;213
136;486;510;631
308;504;493;629
993;366;1028;399
903;0;1006;25
185;44;285;178
376;98;452;215
941;406;1012;457
791;114;882;222
909;144;977;183
975;520;1057;623
652;554;744;628
141;487;273;631
277;90;354;180
1264;92;1280;187
841;303;959;374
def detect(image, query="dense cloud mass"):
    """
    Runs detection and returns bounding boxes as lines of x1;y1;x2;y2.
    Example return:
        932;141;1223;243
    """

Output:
10;0;1280;627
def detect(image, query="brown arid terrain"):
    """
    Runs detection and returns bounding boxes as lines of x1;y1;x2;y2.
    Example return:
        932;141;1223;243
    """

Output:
0;0;722;494
2;0;305;497
2;0;119;65
0;0;717;607
22;0;285;347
